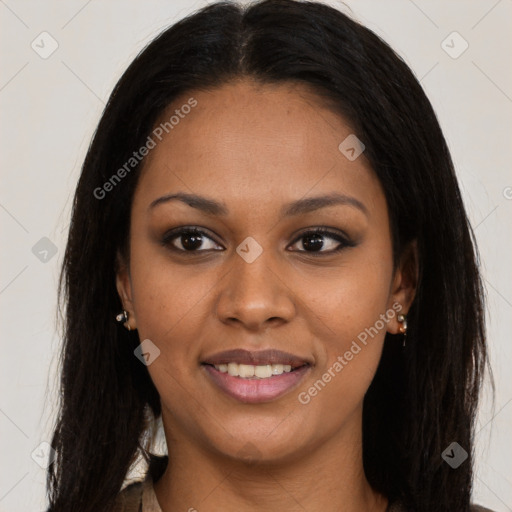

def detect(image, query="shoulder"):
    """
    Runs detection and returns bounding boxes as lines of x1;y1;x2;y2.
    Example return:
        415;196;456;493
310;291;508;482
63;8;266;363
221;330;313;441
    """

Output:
112;480;144;512
471;505;496;512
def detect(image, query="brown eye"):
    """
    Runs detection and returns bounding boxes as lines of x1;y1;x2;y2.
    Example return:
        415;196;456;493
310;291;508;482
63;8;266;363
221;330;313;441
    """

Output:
288;228;354;255
162;227;223;253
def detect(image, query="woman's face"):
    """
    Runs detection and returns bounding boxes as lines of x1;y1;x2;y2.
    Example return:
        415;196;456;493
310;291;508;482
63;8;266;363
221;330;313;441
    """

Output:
117;79;415;464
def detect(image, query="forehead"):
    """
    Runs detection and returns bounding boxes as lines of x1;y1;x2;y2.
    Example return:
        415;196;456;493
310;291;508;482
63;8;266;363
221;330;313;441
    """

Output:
134;79;385;219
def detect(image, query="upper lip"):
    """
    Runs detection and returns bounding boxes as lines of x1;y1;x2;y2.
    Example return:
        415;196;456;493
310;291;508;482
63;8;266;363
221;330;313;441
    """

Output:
202;349;312;368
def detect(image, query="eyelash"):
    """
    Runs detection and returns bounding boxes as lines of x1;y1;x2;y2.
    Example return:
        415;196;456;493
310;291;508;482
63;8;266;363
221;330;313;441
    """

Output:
161;226;355;256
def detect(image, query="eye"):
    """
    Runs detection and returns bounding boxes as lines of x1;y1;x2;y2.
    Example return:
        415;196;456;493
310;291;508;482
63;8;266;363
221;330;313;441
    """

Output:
161;227;223;253
288;227;354;255
161;226;354;256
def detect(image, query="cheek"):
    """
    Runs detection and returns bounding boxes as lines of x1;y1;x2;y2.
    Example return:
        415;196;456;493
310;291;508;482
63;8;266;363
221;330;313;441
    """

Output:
128;252;218;411
300;242;393;405
128;242;219;360
310;243;393;343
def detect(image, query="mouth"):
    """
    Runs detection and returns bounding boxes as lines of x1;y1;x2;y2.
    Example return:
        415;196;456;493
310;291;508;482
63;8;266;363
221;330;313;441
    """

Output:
202;361;308;378
201;348;313;403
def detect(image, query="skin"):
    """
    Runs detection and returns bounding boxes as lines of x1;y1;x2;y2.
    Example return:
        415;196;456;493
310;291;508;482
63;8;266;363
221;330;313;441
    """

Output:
116;78;417;512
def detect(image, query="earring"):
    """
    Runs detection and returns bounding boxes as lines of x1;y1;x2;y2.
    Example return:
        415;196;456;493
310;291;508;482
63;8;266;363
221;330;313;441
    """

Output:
116;310;131;331
397;313;408;347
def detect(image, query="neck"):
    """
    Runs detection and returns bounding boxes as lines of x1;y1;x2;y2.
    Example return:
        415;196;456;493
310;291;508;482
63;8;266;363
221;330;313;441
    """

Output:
153;407;388;512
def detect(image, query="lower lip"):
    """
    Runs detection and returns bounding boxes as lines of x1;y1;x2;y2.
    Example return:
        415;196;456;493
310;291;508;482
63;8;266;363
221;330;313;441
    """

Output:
202;364;311;404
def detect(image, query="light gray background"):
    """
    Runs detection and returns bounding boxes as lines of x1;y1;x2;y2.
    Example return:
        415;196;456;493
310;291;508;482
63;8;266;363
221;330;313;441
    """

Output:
1;1;511;511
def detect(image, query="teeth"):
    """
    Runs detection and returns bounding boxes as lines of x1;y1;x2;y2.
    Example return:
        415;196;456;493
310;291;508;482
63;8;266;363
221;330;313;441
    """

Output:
214;362;295;379
254;365;272;378
238;364;255;378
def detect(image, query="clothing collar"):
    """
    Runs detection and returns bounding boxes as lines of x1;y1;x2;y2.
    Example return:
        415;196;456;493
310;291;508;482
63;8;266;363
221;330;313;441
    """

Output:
141;472;164;512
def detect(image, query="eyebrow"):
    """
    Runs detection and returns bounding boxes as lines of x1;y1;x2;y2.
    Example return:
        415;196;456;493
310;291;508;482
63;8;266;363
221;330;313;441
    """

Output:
148;191;368;217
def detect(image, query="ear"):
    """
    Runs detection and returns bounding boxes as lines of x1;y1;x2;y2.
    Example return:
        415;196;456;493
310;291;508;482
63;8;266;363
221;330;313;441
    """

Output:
115;250;136;330
387;240;418;334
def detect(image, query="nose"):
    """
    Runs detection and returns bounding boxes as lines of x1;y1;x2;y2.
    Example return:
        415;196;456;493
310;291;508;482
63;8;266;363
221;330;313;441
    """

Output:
215;248;296;331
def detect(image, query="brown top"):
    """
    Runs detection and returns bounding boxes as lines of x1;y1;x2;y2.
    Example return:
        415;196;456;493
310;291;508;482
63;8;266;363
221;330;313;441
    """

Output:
113;473;495;512
113;473;161;512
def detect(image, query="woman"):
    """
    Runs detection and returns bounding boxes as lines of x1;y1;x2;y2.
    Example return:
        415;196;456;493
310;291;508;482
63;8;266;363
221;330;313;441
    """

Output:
46;1;493;511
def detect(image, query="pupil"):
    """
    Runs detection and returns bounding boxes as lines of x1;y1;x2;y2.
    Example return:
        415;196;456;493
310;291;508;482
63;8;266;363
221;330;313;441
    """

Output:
182;233;203;250
303;234;323;251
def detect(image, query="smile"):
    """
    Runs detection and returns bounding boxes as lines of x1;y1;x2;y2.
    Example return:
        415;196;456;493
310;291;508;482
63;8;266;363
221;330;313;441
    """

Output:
202;362;311;404
213;362;295;378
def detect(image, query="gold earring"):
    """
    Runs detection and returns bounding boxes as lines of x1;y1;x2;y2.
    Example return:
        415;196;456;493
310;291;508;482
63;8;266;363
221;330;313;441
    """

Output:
397;313;408;347
116;310;131;331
